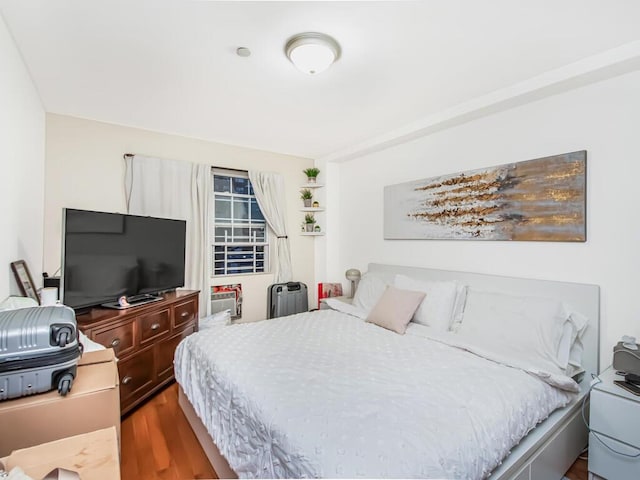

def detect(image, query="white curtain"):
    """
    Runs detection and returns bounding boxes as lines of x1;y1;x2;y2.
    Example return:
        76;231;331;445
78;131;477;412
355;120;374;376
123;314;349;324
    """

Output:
124;155;211;317
248;171;292;283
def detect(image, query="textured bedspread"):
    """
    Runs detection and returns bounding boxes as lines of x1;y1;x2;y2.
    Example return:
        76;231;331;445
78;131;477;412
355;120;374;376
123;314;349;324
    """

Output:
174;310;575;479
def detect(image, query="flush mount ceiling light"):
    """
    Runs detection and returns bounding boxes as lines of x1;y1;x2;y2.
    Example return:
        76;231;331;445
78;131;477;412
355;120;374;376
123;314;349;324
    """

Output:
285;32;340;75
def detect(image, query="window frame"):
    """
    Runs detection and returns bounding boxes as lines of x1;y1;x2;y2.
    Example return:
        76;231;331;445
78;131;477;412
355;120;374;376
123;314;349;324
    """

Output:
211;168;270;277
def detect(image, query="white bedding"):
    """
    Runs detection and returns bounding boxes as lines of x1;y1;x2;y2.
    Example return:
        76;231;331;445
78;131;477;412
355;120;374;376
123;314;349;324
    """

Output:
174;310;576;479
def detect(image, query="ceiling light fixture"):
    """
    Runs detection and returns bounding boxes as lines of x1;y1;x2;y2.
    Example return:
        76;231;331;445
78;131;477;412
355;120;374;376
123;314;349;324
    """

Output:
285;32;340;75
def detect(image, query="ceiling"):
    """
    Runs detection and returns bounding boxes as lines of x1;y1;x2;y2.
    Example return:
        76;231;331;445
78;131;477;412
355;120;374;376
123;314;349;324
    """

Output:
2;0;640;159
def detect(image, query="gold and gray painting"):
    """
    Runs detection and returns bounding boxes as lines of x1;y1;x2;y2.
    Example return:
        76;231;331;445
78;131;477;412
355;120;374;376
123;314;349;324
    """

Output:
384;151;586;241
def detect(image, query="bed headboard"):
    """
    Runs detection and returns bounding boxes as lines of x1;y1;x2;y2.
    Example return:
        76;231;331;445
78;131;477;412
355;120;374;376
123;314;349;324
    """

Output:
368;263;601;377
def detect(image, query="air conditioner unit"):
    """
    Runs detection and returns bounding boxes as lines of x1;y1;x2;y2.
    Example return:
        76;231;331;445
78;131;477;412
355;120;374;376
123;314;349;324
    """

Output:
211;291;237;316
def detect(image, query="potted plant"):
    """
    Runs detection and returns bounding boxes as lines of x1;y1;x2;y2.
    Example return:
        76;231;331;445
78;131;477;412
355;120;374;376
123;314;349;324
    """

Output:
304;213;316;232
303;167;320;183
300;189;313;207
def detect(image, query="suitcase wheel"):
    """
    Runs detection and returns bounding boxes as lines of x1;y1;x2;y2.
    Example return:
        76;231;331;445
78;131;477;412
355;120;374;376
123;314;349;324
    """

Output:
51;325;74;348
57;372;74;396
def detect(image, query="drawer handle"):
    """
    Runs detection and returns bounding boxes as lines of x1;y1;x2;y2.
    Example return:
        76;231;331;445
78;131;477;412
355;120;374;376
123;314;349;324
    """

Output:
110;338;121;347
150;322;161;330
122;375;132;385
181;311;190;318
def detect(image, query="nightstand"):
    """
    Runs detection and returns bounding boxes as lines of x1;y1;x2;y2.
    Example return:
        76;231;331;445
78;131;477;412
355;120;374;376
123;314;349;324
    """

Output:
588;367;640;479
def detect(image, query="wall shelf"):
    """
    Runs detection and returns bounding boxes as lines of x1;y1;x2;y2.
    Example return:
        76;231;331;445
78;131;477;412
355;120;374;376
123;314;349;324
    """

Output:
300;178;324;237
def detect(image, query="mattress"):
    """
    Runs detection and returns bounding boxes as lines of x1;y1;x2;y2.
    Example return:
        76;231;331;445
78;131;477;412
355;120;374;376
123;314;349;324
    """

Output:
174;310;575;479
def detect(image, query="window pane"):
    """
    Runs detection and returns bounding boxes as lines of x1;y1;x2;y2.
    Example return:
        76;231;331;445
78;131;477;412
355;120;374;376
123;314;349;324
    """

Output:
233;198;249;222
232;227;250;242
232;177;250;195
215;227;231;242
211;171;269;277
214;175;231;193
251;199;265;222
250;226;266;242
215;196;231;220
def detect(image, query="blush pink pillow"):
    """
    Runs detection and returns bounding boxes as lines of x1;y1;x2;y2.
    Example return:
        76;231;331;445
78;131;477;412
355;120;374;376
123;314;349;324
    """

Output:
366;286;426;334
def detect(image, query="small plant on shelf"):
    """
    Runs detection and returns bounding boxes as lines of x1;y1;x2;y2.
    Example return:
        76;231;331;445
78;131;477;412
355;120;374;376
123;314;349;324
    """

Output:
300;189;313;207
304;213;316;232
303;167;320;183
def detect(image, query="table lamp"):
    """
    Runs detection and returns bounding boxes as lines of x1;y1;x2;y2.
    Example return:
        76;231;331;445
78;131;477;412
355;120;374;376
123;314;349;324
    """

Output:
345;268;361;298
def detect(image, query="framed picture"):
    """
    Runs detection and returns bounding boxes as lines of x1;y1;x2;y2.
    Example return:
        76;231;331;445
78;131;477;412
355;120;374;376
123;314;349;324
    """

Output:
11;260;40;304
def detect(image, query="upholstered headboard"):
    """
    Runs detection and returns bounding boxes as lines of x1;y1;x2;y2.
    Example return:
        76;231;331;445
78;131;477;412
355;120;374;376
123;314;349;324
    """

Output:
368;263;601;376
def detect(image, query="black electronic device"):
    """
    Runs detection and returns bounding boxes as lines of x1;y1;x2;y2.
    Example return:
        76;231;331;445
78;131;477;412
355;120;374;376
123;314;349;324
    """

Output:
625;373;640;387
614;380;640;396
42;273;61;289
61;208;186;311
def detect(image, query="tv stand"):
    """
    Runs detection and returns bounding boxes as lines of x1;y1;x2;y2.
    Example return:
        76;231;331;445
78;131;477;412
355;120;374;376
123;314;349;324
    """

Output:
77;290;199;415
101;294;163;310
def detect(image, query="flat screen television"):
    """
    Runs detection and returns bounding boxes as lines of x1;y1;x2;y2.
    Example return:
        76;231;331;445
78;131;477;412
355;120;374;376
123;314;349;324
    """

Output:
61;208;186;311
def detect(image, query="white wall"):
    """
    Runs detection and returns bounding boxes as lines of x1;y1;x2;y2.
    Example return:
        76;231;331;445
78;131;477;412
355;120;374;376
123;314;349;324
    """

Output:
45;114;314;322
326;70;640;369
0;14;44;299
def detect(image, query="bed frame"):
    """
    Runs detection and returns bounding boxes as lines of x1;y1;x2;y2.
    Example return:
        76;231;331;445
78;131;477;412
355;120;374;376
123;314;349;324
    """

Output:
179;263;600;480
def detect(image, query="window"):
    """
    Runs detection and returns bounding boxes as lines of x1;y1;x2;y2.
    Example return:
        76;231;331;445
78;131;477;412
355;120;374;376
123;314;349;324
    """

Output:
212;169;268;276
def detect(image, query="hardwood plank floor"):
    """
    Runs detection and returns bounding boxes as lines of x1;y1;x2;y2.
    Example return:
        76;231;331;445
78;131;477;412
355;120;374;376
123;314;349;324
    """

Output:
121;383;217;479
122;383;588;480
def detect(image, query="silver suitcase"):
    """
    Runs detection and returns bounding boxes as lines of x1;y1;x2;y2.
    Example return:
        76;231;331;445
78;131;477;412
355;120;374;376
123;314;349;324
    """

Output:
0;306;82;400
267;282;308;319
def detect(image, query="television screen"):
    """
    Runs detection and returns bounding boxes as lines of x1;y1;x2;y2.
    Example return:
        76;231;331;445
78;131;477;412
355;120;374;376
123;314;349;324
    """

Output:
62;208;186;310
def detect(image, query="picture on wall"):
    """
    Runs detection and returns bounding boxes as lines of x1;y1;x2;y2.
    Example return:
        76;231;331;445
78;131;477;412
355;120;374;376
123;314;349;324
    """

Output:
384;151;586;242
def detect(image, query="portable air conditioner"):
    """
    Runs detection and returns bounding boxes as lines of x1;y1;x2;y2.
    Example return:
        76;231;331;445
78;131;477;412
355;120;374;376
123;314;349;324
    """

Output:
211;291;237;316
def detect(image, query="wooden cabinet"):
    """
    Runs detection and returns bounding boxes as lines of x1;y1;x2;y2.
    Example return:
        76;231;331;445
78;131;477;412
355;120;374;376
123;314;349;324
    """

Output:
77;290;199;416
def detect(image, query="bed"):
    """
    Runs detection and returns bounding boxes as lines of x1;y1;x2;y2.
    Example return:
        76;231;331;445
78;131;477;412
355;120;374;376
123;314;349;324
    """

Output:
175;264;600;479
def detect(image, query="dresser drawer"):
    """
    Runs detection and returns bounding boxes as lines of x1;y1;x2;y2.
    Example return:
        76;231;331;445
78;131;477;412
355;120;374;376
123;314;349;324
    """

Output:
157;324;196;381
138;308;170;345
591;388;640;448
174;298;197;328
588;432;640;479
94;321;135;357
118;346;155;405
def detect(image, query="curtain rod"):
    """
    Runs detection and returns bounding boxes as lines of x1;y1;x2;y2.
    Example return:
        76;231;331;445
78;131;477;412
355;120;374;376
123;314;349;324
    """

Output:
122;153;246;174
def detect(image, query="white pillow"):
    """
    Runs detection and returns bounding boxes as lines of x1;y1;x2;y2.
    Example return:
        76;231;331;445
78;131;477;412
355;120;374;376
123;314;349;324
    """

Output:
394;274;460;332
557;309;588;377
450;284;468;330
351;272;393;315
457;289;576;376
200;309;232;329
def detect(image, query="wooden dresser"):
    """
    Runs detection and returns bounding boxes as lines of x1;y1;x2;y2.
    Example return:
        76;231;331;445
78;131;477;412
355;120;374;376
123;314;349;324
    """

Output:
77;290;199;416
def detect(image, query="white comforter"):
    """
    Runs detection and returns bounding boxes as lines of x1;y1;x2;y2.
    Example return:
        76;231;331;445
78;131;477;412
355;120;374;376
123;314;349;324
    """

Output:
175;310;575;479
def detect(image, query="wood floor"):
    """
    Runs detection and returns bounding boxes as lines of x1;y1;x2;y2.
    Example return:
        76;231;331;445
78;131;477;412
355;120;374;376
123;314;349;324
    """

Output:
122;382;589;480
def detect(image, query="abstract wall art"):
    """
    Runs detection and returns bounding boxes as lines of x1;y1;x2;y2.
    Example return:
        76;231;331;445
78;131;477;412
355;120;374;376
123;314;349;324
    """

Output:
384;151;586;241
